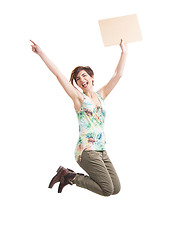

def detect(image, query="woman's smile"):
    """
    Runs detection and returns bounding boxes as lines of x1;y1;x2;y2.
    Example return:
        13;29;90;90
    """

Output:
82;81;88;88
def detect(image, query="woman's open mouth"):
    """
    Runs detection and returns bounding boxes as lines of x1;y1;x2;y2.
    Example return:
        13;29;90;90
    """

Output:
82;82;88;88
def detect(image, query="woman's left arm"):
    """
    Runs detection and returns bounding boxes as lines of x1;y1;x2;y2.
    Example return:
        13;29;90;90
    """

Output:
98;39;128;100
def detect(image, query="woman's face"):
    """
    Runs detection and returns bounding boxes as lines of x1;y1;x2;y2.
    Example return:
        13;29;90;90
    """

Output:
76;70;94;91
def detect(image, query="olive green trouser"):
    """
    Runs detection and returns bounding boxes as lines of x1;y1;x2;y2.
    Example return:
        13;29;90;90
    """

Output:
74;150;121;196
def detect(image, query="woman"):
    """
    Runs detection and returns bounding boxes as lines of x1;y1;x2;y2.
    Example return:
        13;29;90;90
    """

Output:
30;39;128;196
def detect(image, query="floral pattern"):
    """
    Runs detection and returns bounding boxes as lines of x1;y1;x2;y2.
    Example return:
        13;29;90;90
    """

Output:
75;91;106;162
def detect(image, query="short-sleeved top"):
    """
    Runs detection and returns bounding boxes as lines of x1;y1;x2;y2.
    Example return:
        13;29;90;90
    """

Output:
74;91;106;162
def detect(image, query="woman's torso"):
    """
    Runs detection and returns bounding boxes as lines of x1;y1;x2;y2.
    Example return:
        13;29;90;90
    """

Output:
75;91;106;162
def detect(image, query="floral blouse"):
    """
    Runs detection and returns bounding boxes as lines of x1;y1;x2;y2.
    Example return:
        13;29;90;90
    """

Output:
74;91;106;162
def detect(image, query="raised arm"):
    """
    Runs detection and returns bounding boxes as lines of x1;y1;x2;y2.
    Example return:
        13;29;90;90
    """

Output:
97;39;128;100
30;40;80;101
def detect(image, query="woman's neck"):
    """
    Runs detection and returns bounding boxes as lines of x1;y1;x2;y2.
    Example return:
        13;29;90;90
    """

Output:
83;89;95;99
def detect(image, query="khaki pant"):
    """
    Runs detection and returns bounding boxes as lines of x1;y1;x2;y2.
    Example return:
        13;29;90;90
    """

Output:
74;150;121;196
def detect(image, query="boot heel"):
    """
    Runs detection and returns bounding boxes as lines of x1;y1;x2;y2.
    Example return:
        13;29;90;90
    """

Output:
56;166;62;173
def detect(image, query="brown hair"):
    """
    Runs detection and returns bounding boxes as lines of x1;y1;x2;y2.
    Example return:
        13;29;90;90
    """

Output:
70;66;94;86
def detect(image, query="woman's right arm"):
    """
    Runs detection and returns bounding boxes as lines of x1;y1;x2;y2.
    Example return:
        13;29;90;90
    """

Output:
30;40;81;101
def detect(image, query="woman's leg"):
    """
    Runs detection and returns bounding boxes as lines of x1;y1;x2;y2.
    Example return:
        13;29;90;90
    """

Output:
102;150;121;195
73;150;114;196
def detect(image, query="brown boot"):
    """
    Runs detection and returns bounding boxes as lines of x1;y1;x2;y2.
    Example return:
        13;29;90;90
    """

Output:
48;166;65;189
58;169;77;193
48;166;77;193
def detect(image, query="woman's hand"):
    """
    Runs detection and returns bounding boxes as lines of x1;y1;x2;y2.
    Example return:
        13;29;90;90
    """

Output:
120;39;128;55
30;40;43;55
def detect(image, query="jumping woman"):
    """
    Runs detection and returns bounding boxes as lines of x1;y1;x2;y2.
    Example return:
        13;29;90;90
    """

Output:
30;39;128;196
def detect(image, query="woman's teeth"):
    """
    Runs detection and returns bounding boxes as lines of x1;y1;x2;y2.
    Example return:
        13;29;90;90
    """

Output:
82;82;88;88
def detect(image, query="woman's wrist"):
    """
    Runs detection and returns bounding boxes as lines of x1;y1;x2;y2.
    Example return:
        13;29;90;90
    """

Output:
38;51;44;58
120;39;128;55
121;50;127;57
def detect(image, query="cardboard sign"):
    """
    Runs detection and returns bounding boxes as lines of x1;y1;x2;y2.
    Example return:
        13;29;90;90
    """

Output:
98;14;142;46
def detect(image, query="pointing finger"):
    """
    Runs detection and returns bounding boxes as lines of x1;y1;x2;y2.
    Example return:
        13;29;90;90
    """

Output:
30;40;37;45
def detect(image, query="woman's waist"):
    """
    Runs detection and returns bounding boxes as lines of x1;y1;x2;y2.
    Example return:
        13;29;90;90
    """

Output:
79;125;104;133
78;130;105;136
78;131;105;140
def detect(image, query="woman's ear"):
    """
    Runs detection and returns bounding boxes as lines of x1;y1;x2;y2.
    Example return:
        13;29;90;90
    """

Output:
92;75;94;85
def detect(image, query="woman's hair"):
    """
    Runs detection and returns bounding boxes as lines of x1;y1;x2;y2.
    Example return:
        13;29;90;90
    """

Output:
70;66;94;86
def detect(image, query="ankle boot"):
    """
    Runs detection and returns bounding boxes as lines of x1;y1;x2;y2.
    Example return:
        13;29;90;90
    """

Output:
48;166;65;189
58;168;77;193
48;166;77;193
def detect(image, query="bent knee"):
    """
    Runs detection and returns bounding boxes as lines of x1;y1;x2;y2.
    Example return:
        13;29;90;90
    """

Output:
102;184;114;197
101;182;121;197
112;180;121;195
112;185;121;195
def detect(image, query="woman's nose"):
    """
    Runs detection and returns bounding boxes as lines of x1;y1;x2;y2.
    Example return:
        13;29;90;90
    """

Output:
80;77;85;82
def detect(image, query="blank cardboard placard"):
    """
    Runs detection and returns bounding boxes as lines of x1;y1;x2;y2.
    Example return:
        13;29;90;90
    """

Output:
98;14;142;46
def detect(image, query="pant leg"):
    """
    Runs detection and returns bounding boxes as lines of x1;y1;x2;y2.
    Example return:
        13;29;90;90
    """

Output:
102;150;121;195
74;150;114;196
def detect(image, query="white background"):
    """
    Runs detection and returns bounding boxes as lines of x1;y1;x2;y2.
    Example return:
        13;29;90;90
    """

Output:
0;0;186;239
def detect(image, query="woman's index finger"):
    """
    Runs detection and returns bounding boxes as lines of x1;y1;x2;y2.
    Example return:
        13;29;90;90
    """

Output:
30;40;37;45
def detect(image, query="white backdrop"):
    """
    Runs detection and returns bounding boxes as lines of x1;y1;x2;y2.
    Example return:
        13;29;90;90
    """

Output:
0;0;186;239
